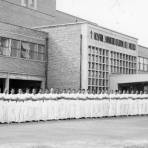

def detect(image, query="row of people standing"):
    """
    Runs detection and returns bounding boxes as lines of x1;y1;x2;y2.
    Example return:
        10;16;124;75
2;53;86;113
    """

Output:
0;88;148;100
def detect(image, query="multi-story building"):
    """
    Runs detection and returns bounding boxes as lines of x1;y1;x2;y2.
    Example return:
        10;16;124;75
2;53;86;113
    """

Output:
0;0;56;27
36;22;138;92
0;0;148;92
0;21;47;92
110;45;148;92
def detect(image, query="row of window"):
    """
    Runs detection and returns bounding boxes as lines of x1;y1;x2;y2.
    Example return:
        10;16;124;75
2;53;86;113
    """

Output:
0;37;45;61
88;55;109;64
89;46;109;56
88;71;109;79
110;51;136;62
110;51;137;74
88;62;109;71
90;31;136;50
111;66;136;74
88;78;109;86
88;46;109;90
138;57;148;72
111;59;136;69
22;0;37;9
88;86;109;93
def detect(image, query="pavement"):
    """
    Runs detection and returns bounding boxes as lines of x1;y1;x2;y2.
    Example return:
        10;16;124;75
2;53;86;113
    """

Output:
0;116;148;148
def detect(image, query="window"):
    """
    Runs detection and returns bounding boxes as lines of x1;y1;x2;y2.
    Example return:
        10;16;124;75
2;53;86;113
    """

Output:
29;43;37;60
138;57;148;72
38;45;45;61
22;0;29;7
21;42;30;59
0;37;10;56
94;33;103;42
22;0;37;9
11;39;21;57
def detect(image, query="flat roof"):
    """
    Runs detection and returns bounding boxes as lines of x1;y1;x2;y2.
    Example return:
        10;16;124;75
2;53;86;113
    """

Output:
55;10;138;40
34;21;138;40
0;20;48;36
138;45;148;50
110;73;148;83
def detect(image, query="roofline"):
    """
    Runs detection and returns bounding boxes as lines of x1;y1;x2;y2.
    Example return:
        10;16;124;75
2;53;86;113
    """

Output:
2;0;55;18
33;22;86;29
138;44;148;49
0;20;48;36
34;21;138;40
56;10;138;40
56;10;98;26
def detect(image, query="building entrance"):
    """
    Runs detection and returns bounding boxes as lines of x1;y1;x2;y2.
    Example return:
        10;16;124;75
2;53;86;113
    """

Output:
0;78;5;93
118;82;148;93
9;79;41;93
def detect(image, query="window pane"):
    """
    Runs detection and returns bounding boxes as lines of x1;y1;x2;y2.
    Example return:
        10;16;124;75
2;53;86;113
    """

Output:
144;64;147;71
140;63;143;70
38;45;45;61
21;42;30;58
11;39;20;57
144;58;147;64
140;57;143;63
29;43;37;60
0;37;10;56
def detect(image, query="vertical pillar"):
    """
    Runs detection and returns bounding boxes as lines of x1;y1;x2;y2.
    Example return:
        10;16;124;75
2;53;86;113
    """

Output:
5;77;10;93
41;80;45;90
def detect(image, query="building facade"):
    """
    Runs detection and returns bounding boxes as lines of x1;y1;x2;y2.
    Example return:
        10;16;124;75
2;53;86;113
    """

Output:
109;45;148;92
0;0;56;27
0;0;148;92
0;21;47;92
36;22;138;92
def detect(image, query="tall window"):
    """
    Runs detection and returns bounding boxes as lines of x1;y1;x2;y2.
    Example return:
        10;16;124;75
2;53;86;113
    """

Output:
22;0;37;9
29;43;38;60
21;42;30;59
38;45;45;61
0;37;11;56
138;57;148;72
11;39;21;57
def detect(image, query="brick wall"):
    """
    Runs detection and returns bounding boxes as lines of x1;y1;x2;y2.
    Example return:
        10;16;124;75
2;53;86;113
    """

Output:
0;0;55;28
0;22;47;78
55;10;86;25
5;0;56;16
41;24;82;90
138;45;148;58
0;22;47;43
0;56;45;77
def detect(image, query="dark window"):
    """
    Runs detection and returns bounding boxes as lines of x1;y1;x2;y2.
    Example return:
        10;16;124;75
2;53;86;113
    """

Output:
11;39;21;57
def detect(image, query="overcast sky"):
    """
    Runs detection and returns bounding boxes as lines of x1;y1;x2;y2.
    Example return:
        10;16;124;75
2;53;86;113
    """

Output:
56;0;148;47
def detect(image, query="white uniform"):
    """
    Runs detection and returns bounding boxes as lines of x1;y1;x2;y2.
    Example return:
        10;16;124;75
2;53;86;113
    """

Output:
109;93;117;117
0;93;4;123
102;93;109;117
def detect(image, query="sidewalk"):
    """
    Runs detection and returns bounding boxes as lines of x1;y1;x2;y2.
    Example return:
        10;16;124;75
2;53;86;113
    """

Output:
0;117;148;148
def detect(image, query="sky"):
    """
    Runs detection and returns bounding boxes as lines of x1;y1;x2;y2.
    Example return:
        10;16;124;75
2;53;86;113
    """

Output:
56;0;148;47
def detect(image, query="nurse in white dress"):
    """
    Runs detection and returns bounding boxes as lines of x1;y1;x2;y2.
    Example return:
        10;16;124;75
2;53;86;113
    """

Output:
23;89;32;122
109;90;117;117
0;92;4;123
102;90;110;117
68;89;77;119
74;90;81;119
143;91;148;115
7;89;16;123
116;90;122;116
16;89;26;123
3;90;11;123
140;91;147;115
80;89;88;118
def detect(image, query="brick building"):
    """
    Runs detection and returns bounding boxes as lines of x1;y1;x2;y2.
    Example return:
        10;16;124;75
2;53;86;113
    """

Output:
36;22;138;92
0;0;148;92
